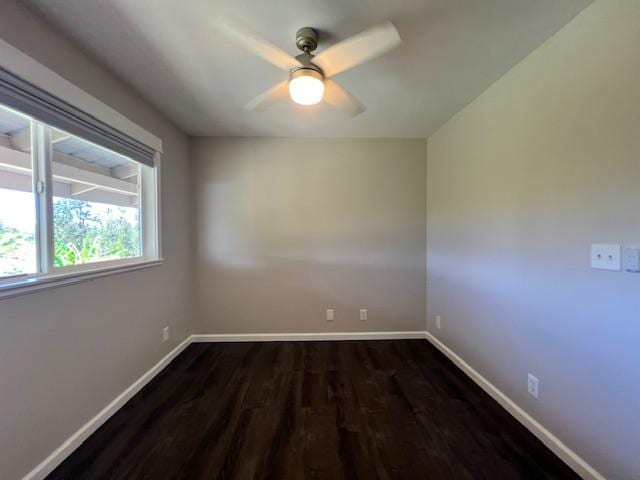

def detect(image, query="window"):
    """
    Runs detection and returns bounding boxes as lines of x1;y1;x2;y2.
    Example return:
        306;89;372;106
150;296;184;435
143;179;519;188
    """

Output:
0;106;36;277
50;128;142;267
0;100;160;292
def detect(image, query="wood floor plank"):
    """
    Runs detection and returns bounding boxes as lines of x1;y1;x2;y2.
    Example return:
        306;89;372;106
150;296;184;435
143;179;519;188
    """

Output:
46;340;580;480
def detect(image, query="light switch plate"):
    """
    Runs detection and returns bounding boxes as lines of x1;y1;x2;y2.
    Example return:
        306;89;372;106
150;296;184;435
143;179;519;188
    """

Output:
591;244;621;271
624;246;640;273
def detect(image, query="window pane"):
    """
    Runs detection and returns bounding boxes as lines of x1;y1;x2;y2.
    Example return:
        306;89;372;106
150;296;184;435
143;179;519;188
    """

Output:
0;105;36;277
50;128;141;267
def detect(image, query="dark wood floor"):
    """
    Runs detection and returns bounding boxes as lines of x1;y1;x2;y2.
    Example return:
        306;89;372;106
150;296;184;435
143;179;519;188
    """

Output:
47;340;578;480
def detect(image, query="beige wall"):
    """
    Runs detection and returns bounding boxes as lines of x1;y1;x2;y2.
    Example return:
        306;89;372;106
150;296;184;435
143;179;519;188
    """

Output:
192;137;426;334
427;1;640;478
0;2;194;479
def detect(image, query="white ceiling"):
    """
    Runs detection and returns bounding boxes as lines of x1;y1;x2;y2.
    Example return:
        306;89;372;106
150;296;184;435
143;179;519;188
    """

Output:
26;0;590;138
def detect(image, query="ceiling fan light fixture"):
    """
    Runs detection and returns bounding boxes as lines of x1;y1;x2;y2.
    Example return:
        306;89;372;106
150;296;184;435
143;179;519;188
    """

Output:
288;68;324;106
219;19;400;114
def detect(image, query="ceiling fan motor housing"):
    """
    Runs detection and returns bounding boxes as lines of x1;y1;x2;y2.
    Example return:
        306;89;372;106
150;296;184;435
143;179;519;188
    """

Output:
296;27;318;52
289;67;323;84
292;51;323;76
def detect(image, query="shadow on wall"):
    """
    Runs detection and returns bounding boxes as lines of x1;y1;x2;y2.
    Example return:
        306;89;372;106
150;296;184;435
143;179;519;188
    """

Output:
191;137;427;334
197;176;425;333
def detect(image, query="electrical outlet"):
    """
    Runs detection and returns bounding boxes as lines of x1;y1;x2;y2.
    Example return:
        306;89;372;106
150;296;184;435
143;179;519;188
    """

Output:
435;315;442;329
591;244;621;271
162;326;170;342
527;373;539;399
326;309;334;322
360;309;367;321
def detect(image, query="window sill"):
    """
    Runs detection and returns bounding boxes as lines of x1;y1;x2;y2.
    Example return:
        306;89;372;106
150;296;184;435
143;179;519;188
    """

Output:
0;258;164;301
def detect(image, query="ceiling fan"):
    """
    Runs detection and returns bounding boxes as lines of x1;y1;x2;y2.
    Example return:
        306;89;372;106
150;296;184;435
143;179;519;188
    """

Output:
215;19;402;116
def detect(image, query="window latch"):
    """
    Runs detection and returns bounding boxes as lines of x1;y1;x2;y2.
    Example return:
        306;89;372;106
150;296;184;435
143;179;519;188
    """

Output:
36;180;45;193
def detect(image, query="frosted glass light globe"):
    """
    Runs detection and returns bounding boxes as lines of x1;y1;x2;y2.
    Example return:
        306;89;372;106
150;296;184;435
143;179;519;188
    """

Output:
288;69;324;106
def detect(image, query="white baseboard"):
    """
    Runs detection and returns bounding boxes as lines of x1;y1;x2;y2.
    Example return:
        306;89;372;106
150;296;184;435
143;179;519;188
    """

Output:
22;336;192;480
191;331;426;342
424;331;605;480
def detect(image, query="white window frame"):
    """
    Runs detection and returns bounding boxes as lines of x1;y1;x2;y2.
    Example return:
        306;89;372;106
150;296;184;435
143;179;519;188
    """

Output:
0;39;163;300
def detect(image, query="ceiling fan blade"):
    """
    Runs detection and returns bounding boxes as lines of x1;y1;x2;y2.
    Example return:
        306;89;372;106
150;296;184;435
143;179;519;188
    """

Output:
214;19;302;71
244;81;290;111
323;80;366;116
314;21;401;78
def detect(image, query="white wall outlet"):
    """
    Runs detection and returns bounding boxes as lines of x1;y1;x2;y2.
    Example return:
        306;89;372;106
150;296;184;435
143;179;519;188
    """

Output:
590;244;621;271
435;315;442;330
162;326;170;342
624;246;640;273
359;309;367;321
527;373;539;399
326;309;334;322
